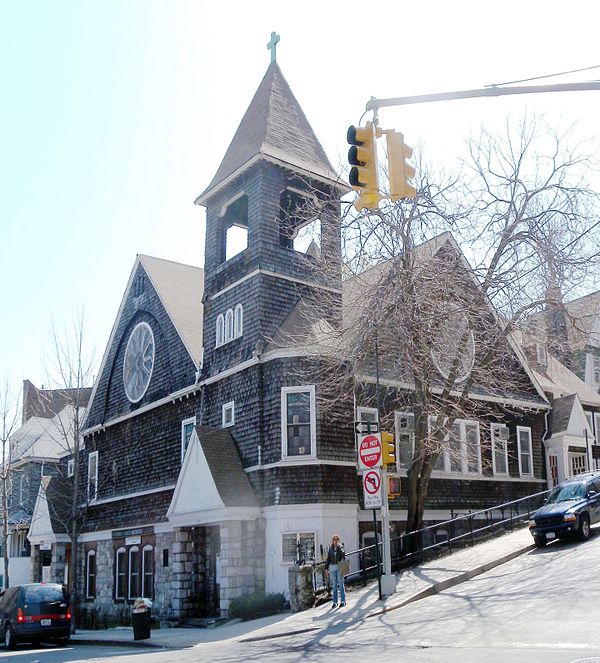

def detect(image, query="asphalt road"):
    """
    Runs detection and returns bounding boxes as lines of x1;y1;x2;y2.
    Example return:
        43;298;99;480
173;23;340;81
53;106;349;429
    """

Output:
2;531;600;663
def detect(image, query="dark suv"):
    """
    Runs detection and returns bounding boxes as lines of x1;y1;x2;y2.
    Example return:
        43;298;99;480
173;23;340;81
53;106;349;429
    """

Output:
529;472;600;547
0;583;71;649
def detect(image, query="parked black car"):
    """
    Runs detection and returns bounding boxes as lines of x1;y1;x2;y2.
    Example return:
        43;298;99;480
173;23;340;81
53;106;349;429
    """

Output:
529;472;600;547
0;583;71;649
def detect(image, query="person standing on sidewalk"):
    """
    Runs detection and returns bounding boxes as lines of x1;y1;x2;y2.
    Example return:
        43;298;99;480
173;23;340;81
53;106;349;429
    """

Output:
325;535;346;608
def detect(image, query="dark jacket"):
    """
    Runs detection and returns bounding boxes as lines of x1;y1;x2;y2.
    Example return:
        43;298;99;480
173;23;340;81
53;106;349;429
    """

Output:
325;544;345;569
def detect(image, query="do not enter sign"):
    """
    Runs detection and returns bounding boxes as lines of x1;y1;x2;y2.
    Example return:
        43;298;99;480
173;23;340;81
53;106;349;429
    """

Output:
358;433;382;471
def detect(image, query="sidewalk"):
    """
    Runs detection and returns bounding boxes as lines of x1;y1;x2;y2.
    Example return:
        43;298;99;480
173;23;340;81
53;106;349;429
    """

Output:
72;526;534;649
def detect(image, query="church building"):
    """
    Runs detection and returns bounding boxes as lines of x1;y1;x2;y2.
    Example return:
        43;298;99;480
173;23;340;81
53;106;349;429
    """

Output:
29;58;555;622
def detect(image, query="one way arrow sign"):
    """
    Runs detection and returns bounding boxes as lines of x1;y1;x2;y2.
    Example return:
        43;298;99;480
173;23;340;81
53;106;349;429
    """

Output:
355;421;379;435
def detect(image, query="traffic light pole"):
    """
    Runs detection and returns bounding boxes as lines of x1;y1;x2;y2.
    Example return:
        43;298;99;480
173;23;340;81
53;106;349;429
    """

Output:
365;81;600;112
380;466;396;596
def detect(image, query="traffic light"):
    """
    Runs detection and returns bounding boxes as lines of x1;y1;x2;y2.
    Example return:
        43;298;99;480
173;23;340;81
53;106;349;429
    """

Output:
387;131;416;200
347;122;382;210
381;431;396;466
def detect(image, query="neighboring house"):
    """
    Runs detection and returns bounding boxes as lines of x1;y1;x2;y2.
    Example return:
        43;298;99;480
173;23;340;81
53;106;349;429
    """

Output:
529;290;600;394
518;337;600;484
48;60;557;624
5;381;90;587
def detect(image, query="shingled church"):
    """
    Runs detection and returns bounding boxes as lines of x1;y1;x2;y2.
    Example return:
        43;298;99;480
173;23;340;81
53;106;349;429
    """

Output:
28;58;557;621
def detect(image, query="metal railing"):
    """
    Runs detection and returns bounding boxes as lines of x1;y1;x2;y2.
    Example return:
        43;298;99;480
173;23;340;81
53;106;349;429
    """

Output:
312;489;549;592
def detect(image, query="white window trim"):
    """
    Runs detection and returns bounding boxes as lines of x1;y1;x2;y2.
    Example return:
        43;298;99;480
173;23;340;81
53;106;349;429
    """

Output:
141;544;153;599
181;416;196;461
594;413;600;445
429;418;481;476
593;355;600;384
115;547;126;600
491;423;509;476
234;303;243;338
356;406;378;423
128;546;140;600
225;309;234;342
281;531;316;565
222;401;235;428
516;426;534;477
215;314;225;347
395;411;415;469
536;343;548;366
281;385;317;460
88;451;99;502
86;550;96;599
67;459;74;478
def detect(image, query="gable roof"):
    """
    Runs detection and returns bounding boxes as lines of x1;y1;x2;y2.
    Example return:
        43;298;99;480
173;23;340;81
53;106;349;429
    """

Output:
139;255;204;366
167;426;258;526
531;354;600;408
22;380;91;424
83;254;204;430
196;62;345;204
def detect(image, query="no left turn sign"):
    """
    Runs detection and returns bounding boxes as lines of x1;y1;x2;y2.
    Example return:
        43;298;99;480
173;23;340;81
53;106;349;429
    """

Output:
363;468;383;509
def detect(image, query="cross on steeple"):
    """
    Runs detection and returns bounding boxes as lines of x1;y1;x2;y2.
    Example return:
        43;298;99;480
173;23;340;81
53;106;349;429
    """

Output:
267;31;280;64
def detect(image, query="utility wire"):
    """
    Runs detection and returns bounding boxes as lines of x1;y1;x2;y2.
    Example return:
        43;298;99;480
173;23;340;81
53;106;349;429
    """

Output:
486;64;600;88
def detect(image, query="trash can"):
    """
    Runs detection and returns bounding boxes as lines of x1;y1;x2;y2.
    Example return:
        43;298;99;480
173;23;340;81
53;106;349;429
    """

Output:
132;598;152;640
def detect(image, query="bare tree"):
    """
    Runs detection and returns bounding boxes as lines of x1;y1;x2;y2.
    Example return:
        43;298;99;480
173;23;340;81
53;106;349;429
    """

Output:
41;308;95;630
0;379;21;589
283;116;600;536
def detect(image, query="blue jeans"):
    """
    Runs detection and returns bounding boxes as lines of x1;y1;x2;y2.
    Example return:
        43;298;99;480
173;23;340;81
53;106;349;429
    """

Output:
329;564;345;604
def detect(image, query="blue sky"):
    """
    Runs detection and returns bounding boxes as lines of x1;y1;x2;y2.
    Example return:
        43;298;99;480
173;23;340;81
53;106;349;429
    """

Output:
2;0;600;390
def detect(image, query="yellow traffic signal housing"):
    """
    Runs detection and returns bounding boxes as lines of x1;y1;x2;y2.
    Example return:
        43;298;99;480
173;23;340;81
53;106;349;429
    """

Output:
347;122;382;210
381;431;396;466
387;131;416;200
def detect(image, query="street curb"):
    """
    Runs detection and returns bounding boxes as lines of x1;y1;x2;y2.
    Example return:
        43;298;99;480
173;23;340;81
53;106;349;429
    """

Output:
364;542;535;618
71;637;168;649
239;626;321;643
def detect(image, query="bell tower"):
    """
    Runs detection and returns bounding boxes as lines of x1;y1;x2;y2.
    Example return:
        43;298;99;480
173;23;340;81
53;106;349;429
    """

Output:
196;61;348;377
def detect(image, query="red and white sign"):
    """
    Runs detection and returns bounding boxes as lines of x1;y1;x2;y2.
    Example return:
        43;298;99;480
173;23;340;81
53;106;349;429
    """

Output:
363;468;382;509
358;433;382;471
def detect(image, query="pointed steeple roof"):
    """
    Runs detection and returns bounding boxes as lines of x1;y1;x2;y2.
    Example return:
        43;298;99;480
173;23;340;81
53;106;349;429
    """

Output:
196;63;345;205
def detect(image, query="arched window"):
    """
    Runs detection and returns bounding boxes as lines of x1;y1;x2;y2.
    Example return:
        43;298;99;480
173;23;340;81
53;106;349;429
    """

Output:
86;550;96;599
142;545;154;598
234;304;243;338
216;314;225;347
225;309;234;342
115;547;126;600
128;546;140;599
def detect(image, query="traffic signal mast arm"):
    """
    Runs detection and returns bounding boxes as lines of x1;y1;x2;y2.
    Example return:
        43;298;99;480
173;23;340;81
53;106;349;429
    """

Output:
365;81;600;112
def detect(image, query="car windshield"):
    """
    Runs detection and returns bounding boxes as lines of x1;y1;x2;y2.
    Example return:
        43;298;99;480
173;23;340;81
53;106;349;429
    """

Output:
24;585;65;603
547;482;587;503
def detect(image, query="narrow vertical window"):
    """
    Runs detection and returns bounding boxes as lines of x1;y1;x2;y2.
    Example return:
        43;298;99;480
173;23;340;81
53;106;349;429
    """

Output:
128;546;140;599
67;459;74;478
282;386;316;458
88;451;98;501
216;314;225;347
491;424;509;476
234;304;243;338
142;545;154;599
222;401;235;428
115;548;127;600
517;427;533;476
181;417;196;461
86;550;96;599
225;309;234;342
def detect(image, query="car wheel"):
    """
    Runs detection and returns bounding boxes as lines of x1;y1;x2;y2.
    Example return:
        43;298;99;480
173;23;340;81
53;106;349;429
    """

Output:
534;535;547;548
578;514;591;541
4;624;17;650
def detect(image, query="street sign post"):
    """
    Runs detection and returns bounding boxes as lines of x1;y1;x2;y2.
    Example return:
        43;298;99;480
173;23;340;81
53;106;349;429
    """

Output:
358;433;382;471
362;468;382;509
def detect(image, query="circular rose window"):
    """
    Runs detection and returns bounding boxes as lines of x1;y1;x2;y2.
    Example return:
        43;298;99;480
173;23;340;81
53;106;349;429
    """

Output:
430;305;475;383
123;322;155;403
